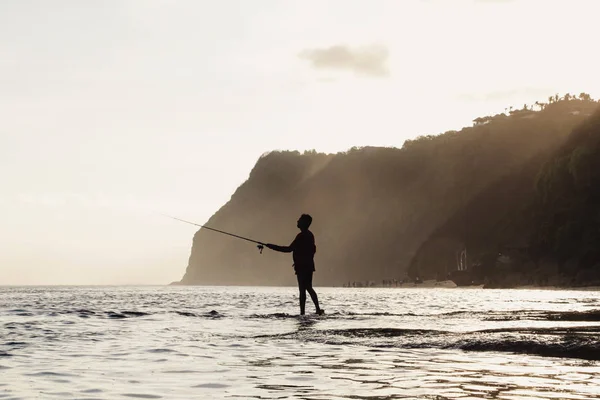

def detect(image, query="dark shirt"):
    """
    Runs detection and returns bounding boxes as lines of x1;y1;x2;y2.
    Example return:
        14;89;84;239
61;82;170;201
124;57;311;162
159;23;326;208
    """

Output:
291;230;316;273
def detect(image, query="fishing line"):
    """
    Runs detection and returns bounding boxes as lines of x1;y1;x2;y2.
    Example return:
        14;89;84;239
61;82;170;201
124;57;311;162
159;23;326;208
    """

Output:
162;214;265;253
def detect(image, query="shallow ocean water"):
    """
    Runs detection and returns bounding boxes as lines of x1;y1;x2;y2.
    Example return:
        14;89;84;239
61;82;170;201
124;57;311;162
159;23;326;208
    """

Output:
1;286;600;399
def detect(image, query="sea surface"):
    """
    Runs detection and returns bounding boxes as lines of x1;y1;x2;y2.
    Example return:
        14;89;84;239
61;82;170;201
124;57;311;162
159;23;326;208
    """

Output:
1;286;600;399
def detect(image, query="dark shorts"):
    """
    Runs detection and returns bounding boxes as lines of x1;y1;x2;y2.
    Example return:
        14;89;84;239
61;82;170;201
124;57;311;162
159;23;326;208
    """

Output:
296;270;314;291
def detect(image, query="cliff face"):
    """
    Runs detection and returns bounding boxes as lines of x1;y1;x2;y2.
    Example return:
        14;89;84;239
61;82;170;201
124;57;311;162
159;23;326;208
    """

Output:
410;99;600;287
180;96;600;286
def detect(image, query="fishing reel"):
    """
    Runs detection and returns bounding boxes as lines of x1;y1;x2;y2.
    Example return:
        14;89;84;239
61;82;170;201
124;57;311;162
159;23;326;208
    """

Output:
257;244;264;254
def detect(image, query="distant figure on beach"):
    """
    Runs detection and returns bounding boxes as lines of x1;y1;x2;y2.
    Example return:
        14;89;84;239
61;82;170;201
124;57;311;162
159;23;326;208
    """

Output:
266;214;324;316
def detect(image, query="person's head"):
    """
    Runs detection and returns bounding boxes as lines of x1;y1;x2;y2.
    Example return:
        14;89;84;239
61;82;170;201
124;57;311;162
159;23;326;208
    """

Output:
297;214;312;231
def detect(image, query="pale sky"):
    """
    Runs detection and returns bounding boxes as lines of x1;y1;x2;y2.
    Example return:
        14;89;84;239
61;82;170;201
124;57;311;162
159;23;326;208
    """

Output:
1;0;599;285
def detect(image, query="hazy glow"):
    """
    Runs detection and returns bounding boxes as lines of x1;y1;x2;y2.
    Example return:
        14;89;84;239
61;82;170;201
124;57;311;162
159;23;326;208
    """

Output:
1;0;599;284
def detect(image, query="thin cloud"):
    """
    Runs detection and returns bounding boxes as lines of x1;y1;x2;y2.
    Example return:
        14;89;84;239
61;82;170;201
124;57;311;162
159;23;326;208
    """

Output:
299;45;389;78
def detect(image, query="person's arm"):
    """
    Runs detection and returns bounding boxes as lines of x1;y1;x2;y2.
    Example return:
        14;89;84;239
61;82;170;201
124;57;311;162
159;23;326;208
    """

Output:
266;238;296;253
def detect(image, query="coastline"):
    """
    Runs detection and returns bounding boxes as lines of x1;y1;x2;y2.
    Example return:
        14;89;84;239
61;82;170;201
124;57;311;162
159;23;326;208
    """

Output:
168;280;600;290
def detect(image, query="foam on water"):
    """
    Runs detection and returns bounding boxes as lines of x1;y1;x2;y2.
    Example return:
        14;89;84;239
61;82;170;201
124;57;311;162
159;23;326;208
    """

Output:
1;286;600;399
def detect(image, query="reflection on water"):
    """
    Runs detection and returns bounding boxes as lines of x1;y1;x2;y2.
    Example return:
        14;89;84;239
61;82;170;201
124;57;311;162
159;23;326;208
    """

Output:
1;286;600;399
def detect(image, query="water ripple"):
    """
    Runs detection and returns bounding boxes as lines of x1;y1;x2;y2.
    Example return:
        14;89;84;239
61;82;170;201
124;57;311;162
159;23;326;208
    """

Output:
1;286;600;399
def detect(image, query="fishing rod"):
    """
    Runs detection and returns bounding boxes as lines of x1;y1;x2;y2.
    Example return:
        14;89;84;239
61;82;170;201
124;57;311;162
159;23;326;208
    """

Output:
163;214;266;253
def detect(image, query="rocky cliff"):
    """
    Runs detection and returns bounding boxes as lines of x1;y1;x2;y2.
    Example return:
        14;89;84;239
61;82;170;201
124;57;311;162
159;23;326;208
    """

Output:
179;95;600;287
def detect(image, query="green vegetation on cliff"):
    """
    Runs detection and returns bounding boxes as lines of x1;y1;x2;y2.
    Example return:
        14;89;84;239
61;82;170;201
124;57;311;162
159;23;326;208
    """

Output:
533;105;600;284
180;94;599;287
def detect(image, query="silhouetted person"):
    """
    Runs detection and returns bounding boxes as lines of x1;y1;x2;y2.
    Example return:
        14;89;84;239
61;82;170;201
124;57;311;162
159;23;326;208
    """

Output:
266;214;323;316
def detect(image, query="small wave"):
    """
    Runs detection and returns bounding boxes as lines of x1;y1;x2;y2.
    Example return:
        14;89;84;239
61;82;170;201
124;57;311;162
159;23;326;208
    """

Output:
80;389;103;393
25;371;76;377
7;308;226;320
249;312;340;320
3;321;38;329
122;394;162;399
147;348;177;354
461;309;600;322
193;383;230;389
106;312;128;319
122;311;150;317
171;310;222;318
162;370;197;374
476;326;600;335
249;313;298;319
22;306;600;323
68;309;97;318
256;384;312;391
545;310;600;321
484;309;600;322
105;311;150;319
326;328;444;337
205;310;222;318
253;327;443;340
174;311;198;317
350;309;600;322
453;337;600;361
249;309;598;321
254;325;600;361
342;311;418;317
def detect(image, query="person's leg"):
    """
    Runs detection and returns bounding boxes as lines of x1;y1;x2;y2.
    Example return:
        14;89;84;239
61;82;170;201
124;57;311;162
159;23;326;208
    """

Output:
297;274;307;315
305;272;322;314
